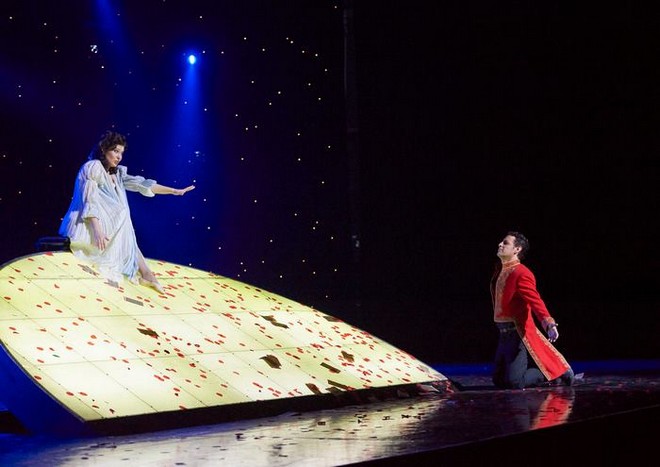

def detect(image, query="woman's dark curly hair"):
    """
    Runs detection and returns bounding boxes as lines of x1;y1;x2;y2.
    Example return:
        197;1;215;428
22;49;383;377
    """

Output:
88;130;127;173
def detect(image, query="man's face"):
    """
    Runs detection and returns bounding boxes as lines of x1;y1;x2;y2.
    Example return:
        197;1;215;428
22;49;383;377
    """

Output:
497;235;520;260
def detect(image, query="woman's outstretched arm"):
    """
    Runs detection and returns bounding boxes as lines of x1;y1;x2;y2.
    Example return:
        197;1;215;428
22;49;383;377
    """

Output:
151;184;195;196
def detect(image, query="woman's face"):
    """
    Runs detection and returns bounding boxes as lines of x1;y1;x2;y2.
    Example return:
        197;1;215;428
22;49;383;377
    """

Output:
103;144;125;168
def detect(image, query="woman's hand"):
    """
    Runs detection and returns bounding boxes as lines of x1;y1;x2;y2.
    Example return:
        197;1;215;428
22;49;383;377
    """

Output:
88;217;109;251
172;185;195;196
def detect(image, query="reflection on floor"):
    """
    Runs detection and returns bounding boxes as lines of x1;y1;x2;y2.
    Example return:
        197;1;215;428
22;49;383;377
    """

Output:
1;361;658;466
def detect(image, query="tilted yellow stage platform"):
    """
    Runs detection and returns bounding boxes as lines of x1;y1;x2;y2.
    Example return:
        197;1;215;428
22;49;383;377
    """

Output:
0;252;447;435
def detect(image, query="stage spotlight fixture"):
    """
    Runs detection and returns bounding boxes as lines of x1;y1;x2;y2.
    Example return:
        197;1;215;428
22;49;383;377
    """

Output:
188;54;197;65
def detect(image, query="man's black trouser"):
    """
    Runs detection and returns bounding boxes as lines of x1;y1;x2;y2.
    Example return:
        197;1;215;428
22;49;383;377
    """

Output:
492;323;545;389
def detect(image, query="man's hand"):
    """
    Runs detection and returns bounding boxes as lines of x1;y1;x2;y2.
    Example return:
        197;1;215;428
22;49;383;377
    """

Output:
547;324;559;342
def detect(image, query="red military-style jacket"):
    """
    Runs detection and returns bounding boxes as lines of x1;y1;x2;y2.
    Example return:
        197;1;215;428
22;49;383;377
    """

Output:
491;260;570;381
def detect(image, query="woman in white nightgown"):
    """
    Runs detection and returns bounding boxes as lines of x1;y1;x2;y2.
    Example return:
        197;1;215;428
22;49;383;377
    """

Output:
59;131;194;292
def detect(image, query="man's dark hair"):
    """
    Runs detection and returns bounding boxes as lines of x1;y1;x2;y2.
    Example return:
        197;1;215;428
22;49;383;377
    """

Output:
507;231;530;260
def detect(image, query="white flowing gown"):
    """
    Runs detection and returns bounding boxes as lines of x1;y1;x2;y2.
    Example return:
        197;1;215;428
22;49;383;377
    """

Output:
59;159;157;282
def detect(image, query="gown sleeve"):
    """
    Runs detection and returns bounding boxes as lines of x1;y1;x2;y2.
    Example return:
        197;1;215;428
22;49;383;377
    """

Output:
117;166;157;197
79;160;107;219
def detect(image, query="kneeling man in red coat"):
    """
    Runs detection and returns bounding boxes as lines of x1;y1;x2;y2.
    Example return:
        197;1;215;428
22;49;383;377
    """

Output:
491;231;574;389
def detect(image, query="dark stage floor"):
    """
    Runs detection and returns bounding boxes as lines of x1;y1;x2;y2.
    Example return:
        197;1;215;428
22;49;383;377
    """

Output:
1;360;658;466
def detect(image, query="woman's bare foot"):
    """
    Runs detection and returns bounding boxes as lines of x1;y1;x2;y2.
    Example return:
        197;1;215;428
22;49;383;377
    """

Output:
139;275;164;293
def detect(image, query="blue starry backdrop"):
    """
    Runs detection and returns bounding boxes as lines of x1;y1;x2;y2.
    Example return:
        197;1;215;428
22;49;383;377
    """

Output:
2;1;659;364
0;0;349;307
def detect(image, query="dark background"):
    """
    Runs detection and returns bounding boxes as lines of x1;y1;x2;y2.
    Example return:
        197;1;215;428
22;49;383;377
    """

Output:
1;1;657;366
350;1;659;364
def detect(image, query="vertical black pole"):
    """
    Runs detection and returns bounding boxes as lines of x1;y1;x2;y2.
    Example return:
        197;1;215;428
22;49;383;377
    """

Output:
343;0;361;304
